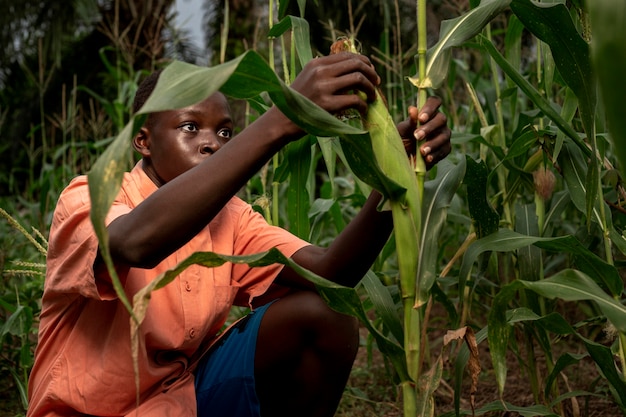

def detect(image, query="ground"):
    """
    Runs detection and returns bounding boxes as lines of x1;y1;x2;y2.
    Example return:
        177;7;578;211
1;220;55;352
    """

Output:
336;324;624;417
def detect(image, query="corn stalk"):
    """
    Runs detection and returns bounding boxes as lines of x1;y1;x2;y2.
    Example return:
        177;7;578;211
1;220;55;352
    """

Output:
331;35;428;416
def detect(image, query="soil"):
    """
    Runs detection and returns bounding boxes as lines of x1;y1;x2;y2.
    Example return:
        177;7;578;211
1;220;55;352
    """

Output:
337;323;624;417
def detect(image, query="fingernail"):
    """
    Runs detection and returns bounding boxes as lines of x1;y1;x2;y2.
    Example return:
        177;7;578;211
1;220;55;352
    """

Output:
414;129;426;140
421;146;431;156
419;112;429;122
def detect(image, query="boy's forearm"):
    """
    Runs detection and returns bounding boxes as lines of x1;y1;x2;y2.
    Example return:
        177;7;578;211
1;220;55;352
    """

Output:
108;107;302;268
293;190;393;287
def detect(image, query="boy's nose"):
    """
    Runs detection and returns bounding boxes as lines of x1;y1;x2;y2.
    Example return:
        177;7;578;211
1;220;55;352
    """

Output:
199;135;224;154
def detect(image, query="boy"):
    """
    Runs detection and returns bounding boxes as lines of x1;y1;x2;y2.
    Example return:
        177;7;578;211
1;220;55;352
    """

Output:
28;52;451;417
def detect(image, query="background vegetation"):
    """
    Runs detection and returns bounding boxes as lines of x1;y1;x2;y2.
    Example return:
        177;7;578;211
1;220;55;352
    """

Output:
2;0;625;416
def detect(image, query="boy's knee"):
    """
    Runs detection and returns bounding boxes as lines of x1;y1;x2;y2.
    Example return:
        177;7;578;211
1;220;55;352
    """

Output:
297;291;358;330
295;291;359;357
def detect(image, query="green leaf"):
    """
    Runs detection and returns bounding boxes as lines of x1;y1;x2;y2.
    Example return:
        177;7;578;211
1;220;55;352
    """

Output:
580;335;626;408
409;0;512;89
269;15;312;67
1;305;33;338
520;269;626;333
464;156;499;239
559;142;613;232
514;203;541;281
88;52;408;317
459;228;623;297
361;271;404;345
415;357;443;417
510;0;595;128
545;352;586;400
477;34;590;158
472;401;559;416
129;247;410;384
589;0;626;178
286;137;312;239
488;281;523;394
458;156;500;311
417;158;466;306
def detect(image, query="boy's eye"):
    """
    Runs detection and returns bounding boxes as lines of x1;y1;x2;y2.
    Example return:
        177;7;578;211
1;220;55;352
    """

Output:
218;128;232;139
180;122;198;132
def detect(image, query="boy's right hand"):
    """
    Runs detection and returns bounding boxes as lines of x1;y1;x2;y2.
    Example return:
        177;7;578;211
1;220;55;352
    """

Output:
290;52;381;119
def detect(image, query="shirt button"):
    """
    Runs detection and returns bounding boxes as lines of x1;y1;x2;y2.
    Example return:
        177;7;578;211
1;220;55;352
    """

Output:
185;282;192;292
189;328;195;338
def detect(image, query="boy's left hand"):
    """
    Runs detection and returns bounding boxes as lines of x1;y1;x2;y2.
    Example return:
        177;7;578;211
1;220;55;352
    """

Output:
396;96;451;170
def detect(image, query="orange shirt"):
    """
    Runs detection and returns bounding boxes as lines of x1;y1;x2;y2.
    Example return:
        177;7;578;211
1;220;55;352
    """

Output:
28;162;308;416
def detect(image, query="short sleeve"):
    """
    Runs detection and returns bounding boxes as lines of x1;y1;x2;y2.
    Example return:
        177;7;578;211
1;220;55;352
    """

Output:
229;200;309;306
44;177;131;300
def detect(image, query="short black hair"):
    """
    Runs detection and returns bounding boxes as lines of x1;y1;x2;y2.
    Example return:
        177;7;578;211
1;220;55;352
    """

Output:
132;69;163;115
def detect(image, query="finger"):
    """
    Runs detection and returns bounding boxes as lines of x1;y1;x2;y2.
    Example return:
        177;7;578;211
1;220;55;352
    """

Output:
319;88;370;115
323;53;381;92
419;128;452;165
417;96;443;124
423;140;452;168
414;112;448;141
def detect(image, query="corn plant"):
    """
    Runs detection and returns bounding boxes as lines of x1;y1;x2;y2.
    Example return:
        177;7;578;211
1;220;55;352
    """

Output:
0;207;47;411
414;0;626;414
7;0;626;415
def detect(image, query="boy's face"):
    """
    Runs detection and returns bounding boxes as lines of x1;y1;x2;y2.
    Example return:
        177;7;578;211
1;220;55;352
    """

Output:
136;92;233;186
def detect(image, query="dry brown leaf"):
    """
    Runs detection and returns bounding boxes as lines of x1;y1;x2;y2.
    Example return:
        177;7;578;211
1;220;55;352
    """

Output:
443;326;481;416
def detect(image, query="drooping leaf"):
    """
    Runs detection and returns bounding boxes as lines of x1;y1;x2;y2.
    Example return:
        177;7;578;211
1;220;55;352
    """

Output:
558;141;613;232
510;0;595;130
520;269;626;333
459;228;622;297
477;34;590;158
88;52;407;318
579;335;626;408
544;352;586;400
130;247;409;384
472;400;559;416
361;270;404;345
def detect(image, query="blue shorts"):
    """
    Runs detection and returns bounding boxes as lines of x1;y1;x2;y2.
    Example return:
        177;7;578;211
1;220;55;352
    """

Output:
194;303;272;417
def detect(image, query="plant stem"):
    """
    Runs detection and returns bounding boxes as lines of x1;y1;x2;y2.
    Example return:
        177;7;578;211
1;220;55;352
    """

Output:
268;0;280;226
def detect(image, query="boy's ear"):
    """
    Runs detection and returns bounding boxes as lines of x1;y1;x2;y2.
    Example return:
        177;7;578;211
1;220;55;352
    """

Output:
133;127;151;157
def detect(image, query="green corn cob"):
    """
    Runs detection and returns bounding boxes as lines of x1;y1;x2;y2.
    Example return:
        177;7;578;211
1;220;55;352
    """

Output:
331;37;425;385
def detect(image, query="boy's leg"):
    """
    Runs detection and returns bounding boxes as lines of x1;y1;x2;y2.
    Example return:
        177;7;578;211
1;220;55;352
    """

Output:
195;303;273;417
254;291;359;417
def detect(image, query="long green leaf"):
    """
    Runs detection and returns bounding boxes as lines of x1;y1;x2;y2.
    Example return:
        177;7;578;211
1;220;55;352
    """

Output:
286;136;312;239
510;0;599;224
268;15;313;67
488;280;523;394
589;0;626;177
580;335;626;408
520;269;626;333
130;247;409;383
88;52;407;318
510;0;595;128
417;158;466;306
477;34;590;157
409;0;512;89
361;271;404;345
462;228;622;295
